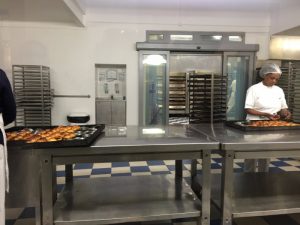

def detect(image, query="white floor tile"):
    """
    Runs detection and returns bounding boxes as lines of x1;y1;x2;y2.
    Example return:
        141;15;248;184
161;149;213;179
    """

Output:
280;166;300;172
211;153;221;158
285;160;300;167
182;170;191;177
56;165;65;171
129;161;148;166
132;172;152;176
111;167;131;173
149;165;169;172
93;162;112;169
73;169;92;176
184;164;191;170
90;174;111;178
56;177;66;185
164;160;175;165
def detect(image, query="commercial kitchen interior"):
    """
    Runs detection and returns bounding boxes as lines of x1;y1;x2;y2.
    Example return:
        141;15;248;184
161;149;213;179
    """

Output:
1;0;300;225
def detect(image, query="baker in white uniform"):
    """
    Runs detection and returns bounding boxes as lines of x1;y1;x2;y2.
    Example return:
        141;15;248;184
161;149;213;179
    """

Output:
244;63;291;172
0;69;16;225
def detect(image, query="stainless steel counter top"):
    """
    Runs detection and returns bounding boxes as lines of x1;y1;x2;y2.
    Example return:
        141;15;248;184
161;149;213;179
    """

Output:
190;123;300;151
91;124;219;151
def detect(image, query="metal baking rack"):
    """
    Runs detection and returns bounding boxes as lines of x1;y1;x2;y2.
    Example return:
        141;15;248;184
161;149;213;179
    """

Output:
13;65;53;126
169;72;189;116
286;62;300;122
278;62;296;114
188;71;227;123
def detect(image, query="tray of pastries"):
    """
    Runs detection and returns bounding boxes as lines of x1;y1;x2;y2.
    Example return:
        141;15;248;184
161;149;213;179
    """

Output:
225;120;300;131
6;124;105;148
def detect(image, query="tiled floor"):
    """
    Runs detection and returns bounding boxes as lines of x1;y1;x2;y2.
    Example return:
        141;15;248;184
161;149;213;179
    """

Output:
5;155;300;225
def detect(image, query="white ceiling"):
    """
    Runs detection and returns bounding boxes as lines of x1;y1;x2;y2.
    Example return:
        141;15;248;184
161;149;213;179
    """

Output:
0;0;76;24
0;0;299;35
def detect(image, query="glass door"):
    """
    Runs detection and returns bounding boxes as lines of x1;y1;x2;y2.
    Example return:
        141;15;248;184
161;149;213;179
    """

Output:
139;51;169;125
224;52;255;121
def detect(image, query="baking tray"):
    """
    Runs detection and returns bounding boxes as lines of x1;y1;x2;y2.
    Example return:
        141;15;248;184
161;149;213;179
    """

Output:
225;121;300;131
6;124;105;148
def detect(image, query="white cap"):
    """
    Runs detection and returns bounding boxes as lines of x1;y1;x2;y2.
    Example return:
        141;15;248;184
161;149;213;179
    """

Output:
259;63;282;78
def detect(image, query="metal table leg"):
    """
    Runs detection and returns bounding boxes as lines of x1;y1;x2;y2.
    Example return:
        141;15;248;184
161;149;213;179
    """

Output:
221;151;234;225
201;150;211;225
41;154;54;225
175;160;183;178
65;164;73;183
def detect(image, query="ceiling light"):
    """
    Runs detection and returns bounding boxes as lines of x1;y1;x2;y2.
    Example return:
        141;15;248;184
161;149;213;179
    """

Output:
142;128;165;135
212;35;222;40
143;55;167;66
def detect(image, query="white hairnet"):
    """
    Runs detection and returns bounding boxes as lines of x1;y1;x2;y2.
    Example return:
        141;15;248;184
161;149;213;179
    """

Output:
259;63;282;78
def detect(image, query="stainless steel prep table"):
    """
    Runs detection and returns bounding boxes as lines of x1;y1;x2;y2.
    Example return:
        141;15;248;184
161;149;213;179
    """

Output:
191;123;300;225
38;125;219;225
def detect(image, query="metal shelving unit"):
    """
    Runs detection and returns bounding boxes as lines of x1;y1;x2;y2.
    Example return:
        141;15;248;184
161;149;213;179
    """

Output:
13;65;53;126
290;62;300;122
169;72;189;115
278;61;300;122
188;71;227;123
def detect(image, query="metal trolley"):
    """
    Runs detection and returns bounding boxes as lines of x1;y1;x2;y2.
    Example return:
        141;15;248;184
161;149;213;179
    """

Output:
13;65;53;126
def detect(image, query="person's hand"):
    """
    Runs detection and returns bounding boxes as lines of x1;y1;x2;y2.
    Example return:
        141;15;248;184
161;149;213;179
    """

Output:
279;109;291;120
266;113;280;120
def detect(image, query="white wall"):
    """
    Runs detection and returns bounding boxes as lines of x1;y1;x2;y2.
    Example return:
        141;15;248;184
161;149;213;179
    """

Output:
270;0;300;35
0;15;270;125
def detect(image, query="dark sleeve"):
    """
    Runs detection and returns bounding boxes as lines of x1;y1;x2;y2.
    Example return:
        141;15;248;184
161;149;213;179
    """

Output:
0;69;16;126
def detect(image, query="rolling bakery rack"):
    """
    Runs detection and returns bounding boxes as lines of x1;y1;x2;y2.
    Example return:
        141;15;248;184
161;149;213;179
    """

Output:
13;65;53;126
188;71;227;123
169;72;189;116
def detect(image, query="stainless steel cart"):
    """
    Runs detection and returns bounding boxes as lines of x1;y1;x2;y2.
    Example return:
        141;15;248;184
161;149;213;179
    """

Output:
37;125;219;225
12;65;53;126
191;123;300;225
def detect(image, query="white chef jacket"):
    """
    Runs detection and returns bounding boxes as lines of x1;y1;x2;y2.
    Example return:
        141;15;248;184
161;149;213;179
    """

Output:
245;82;288;120
0;114;8;225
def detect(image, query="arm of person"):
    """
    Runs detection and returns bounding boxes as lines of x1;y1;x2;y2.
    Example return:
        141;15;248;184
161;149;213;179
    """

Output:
279;108;291;120
0;69;16;125
278;90;291;120
245;108;279;120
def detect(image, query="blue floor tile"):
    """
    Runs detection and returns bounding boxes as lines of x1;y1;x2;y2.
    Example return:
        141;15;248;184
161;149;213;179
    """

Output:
233;168;243;173
74;175;90;179
5;219;16;225
167;165;176;171
18;207;35;219
56;171;65;177
57;184;64;192
269;167;285;173
147;160;165;166
211;163;222;169
183;159;191;164
74;163;93;169
112;162;130;167
91;168;112;174
131;166;150;172
212;158;222;163
271;161;290;167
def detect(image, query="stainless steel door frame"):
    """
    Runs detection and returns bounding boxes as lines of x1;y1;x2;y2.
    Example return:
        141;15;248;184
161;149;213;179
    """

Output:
138;50;170;125
223;52;256;120
223;52;255;87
